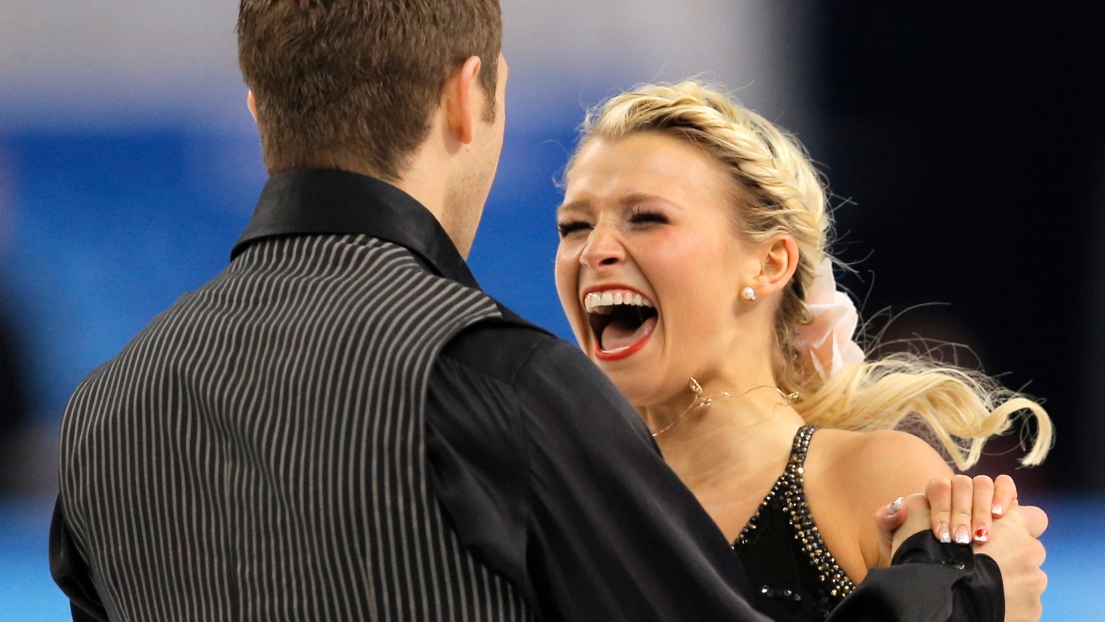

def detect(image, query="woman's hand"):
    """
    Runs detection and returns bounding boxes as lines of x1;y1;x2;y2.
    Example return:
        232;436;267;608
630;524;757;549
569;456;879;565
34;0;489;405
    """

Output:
874;473;1023;564
877;493;929;563
926;474;1019;545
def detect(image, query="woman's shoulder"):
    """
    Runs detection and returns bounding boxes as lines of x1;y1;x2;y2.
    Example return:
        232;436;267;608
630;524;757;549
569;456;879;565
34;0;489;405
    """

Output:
812;428;954;497
805;427;955;572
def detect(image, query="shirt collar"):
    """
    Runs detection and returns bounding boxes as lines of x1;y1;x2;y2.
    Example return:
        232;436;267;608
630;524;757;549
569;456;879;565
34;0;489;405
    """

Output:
232;168;480;290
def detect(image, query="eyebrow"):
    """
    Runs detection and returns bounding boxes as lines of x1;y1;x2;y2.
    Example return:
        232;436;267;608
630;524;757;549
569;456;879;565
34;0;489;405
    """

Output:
555;199;587;215
556;193;677;215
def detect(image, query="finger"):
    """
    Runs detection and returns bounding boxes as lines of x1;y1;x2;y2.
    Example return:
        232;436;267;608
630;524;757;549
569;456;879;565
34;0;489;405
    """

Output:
874;497;907;565
926;477;953;543
879;496;907;529
891;494;932;559
1018;505;1050;539
951;474;974;545
991;474;1018;518
971;475;995;543
1013;533;1048;569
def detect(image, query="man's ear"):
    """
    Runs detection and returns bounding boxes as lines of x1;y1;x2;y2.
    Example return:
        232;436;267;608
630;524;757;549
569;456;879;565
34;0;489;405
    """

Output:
443;56;483;145
247;90;258;121
756;234;800;295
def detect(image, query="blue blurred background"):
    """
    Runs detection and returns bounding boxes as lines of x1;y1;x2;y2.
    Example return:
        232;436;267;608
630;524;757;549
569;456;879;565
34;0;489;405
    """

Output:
2;1;1103;619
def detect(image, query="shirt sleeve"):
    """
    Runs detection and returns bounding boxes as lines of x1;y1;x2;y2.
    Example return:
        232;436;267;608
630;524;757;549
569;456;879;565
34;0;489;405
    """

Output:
828;531;1004;622
427;322;1005;622
49;496;109;622
426;325;766;621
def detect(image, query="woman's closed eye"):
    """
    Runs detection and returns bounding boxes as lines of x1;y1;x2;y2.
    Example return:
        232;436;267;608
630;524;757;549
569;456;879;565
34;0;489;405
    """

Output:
556;220;592;238
628;207;670;225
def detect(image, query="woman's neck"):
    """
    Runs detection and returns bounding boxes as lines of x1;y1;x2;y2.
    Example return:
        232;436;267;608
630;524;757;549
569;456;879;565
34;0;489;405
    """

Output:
649;392;805;492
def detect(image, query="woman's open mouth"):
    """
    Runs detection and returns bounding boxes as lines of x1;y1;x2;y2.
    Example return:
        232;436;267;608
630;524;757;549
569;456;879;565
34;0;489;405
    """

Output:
582;288;658;361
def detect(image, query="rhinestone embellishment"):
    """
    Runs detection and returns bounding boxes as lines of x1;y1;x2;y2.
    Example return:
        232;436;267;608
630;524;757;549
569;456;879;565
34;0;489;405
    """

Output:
734;426;856;599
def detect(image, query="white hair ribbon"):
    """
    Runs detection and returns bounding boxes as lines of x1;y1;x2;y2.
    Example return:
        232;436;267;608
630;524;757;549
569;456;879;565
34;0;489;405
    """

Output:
794;258;865;380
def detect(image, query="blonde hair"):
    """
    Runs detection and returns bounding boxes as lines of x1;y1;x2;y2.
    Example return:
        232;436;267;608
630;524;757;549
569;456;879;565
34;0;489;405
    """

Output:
567;81;1052;469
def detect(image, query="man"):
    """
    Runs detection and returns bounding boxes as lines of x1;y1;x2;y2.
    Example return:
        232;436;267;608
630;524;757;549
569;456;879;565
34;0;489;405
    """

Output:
50;1;1045;620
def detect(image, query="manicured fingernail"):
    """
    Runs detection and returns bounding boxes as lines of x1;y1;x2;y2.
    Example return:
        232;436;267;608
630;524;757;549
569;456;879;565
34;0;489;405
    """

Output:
955;525;971;545
974;527;989;543
939;522;951;543
992;504;1004;517
887;497;903;516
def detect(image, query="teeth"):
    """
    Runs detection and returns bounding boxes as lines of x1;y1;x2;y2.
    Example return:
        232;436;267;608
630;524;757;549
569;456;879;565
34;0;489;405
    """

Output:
583;289;655;314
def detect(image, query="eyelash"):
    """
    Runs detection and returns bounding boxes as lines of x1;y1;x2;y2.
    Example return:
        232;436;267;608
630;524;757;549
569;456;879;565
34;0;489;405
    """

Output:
628;207;669;225
556;207;670;238
556;221;590;238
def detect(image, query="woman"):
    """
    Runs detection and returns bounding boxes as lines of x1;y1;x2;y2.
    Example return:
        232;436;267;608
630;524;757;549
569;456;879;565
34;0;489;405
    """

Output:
553;81;1052;621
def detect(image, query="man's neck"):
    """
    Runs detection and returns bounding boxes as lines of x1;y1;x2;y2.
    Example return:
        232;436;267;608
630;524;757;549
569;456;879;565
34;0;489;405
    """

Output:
391;163;474;258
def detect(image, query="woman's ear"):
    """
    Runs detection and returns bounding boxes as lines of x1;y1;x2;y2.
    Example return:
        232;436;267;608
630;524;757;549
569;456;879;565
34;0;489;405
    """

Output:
756;234;800;296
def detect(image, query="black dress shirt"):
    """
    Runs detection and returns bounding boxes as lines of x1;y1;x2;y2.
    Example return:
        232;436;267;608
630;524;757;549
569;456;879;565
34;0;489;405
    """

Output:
51;169;1002;621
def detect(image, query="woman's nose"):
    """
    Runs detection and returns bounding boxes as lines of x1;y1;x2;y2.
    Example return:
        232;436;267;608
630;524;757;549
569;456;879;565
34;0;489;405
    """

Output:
579;224;625;270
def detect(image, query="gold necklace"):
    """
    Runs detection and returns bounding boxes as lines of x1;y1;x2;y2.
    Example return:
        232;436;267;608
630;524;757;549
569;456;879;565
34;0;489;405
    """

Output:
650;377;798;438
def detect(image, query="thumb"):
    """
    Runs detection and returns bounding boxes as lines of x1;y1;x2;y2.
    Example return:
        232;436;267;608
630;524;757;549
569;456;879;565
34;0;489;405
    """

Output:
1017;505;1049;538
874;497;906;565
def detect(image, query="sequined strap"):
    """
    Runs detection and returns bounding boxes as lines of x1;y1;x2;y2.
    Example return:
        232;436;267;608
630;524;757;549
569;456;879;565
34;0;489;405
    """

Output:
733;425;856;599
733;425;815;547
787;425;815;471
782;426;856;598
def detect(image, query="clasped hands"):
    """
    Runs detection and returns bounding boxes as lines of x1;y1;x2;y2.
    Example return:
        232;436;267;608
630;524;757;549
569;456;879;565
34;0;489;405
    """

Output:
876;475;1048;622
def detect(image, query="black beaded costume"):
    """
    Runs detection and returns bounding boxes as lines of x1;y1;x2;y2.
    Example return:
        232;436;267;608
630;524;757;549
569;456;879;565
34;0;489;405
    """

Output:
732;426;856;621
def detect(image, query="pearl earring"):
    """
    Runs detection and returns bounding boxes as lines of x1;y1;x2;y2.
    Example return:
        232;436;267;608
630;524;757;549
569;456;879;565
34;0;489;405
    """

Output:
741;287;757;301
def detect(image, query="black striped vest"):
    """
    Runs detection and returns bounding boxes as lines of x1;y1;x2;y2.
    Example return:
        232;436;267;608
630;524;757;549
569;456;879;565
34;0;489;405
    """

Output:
59;234;534;621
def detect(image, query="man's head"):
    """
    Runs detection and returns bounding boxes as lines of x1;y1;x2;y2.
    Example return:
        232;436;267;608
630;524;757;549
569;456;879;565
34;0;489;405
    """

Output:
238;0;502;182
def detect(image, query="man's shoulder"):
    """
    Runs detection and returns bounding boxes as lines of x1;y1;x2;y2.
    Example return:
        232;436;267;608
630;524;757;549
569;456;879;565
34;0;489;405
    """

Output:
438;304;637;417
435;307;655;450
439;309;576;384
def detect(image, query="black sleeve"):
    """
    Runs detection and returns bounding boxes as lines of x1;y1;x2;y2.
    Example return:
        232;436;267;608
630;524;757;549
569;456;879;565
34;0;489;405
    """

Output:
427;323;1005;622
828;531;1004;622
427;325;767;621
49;496;109;622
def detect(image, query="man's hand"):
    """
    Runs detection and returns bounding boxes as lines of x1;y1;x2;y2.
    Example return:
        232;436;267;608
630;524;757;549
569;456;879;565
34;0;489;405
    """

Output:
875;480;1049;622
976;503;1048;622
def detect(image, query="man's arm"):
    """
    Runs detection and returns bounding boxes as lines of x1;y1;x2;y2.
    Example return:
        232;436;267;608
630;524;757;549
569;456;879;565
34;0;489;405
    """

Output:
866;491;1047;622
428;325;766;621
49;496;109;622
832;529;1003;622
429;323;1008;621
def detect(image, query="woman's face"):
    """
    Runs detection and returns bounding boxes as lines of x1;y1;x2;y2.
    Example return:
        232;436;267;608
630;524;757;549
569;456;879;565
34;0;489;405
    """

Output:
555;131;763;408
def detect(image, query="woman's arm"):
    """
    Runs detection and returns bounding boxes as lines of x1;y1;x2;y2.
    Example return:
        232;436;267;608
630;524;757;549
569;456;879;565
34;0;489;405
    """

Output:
810;428;956;573
826;430;1048;622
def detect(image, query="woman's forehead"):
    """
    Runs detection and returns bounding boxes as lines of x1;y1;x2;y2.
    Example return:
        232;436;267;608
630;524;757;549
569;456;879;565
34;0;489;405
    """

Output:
564;133;732;201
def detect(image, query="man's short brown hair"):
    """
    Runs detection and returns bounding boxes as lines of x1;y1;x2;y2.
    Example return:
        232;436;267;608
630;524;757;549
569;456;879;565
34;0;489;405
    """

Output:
238;0;502;180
